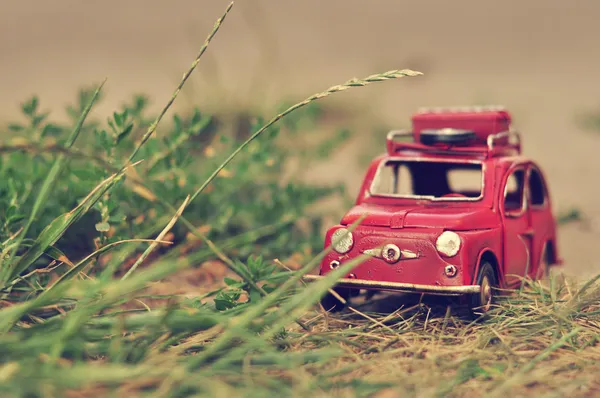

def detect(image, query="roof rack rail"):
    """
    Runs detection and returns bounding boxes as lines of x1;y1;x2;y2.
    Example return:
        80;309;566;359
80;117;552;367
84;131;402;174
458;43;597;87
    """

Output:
416;105;507;114
385;130;413;154
386;129;413;141
487;130;521;152
386;129;521;158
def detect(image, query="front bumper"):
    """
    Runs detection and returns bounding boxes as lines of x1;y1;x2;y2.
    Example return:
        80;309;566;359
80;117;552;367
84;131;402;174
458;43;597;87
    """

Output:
302;274;481;296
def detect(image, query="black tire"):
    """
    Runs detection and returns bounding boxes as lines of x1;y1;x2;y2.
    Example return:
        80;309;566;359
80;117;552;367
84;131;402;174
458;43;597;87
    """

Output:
468;262;498;318
535;242;551;281
365;289;378;300
320;287;351;313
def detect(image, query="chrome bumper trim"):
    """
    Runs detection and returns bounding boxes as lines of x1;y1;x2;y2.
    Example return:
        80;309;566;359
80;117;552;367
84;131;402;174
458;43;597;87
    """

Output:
302;274;480;296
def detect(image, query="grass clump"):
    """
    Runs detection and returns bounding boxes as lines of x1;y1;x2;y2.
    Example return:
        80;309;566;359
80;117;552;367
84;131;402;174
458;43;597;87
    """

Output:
0;2;598;397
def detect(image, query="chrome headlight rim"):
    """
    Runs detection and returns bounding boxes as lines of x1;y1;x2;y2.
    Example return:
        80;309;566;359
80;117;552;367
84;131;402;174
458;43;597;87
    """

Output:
436;231;461;257
331;228;354;254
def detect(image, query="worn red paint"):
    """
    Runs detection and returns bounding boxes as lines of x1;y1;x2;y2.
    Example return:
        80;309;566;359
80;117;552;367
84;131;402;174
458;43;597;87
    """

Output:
315;107;561;303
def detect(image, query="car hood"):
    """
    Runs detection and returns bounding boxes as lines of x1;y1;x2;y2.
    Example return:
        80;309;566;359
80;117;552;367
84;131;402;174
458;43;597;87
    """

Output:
340;203;498;230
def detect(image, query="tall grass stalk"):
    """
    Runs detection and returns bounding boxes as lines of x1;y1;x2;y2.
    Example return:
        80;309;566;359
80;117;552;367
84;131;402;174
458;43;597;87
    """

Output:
120;195;190;280
188;69;423;205
124;2;234;166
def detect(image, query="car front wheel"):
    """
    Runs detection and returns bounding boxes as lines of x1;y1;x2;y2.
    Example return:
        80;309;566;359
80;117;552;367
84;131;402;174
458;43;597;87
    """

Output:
468;262;498;317
319;287;351;313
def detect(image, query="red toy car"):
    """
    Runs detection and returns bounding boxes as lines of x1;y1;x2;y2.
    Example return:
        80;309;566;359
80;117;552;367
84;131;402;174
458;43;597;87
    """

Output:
305;106;561;315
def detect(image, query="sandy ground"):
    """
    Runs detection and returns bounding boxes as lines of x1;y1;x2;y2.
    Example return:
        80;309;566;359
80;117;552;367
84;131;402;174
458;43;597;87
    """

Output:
1;0;599;277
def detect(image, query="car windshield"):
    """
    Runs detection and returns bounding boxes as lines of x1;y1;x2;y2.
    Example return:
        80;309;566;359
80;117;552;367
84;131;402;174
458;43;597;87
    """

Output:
369;159;484;200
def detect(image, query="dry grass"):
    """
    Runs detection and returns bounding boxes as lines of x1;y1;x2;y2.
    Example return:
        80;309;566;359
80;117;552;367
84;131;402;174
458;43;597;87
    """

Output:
269;271;600;397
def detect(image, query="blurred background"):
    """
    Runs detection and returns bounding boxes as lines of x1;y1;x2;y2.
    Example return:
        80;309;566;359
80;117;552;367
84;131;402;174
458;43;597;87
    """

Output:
1;0;599;277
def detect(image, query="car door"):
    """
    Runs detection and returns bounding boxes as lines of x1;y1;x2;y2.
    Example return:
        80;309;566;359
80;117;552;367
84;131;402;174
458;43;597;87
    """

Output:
526;165;553;277
500;165;533;287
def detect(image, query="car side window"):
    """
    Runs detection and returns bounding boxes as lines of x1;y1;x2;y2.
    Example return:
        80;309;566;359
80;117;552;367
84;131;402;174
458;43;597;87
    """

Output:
528;167;547;207
503;168;526;213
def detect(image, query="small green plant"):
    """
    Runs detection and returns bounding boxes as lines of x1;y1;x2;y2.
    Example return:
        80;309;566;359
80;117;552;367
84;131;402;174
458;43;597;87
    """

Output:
215;255;280;311
0;80;379;289
0;2;430;396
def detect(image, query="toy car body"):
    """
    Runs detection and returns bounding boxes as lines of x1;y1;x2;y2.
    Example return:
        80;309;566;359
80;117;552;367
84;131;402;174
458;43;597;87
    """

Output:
304;106;562;314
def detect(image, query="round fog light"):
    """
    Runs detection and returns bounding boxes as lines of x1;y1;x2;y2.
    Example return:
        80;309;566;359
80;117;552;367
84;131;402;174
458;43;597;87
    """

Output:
444;265;458;277
330;260;340;269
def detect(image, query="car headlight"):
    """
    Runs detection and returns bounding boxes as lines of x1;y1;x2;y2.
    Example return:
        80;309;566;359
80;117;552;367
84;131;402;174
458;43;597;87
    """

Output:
331;228;353;254
436;231;461;257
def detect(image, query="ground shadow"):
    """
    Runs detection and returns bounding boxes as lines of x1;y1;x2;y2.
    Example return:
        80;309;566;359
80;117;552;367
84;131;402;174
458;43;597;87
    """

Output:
339;290;480;322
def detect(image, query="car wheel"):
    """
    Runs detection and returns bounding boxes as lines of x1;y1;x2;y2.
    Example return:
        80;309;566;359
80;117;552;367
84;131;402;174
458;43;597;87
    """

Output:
320;287;351;313
535;242;551;281
468;262;497;317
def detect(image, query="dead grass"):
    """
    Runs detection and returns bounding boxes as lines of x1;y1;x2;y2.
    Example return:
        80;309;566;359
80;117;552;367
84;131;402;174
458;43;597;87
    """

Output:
12;263;590;397
264;271;600;397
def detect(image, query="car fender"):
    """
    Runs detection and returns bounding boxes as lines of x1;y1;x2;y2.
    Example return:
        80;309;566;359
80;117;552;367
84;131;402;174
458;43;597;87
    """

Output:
473;247;503;285
453;228;503;286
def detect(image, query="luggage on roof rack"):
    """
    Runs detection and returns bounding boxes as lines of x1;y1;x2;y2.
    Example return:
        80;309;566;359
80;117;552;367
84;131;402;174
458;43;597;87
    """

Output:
412;106;511;146
419;128;477;146
384;106;522;158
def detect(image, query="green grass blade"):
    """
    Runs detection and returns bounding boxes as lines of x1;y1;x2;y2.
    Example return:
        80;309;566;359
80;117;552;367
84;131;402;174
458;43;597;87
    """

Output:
569;272;600;303
120;195;189;280
187;215;367;369
47;238;173;291
0;162;137;286
205;252;370;371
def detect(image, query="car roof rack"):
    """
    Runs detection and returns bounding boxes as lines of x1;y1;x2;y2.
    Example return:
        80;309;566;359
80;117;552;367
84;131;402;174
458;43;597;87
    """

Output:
415;105;507;114
419;128;477;146
386;129;522;158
